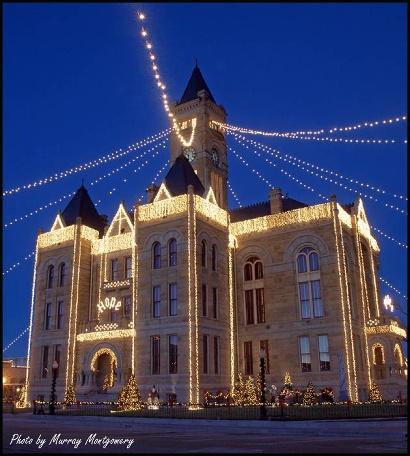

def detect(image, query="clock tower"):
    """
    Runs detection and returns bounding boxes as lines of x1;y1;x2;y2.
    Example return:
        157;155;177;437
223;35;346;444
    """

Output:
169;64;228;209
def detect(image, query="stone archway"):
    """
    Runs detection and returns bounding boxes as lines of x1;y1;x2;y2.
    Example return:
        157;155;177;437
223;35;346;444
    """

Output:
90;348;118;392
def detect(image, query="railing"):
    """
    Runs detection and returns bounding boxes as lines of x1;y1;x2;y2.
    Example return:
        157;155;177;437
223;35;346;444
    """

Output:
3;400;407;421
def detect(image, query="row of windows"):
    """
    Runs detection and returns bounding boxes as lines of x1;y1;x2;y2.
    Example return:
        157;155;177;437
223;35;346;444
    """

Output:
244;335;330;376
47;263;66;289
243;247;323;325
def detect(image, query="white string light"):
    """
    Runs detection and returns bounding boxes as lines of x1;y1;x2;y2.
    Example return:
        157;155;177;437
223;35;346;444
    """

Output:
379;277;407;300
3;139;169;228
3;251;36;275
228;181;243;208
370;226;407;249
3;327;29;353
137;160;169;202
218;115;407;143
137;12;196;148
229;132;407;213
3;129;170;197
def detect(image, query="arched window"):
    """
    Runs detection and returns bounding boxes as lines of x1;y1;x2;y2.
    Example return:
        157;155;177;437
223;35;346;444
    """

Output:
153;242;161;269
201;240;207;267
243;256;265;325
296;247;323;318
47;265;55;289
169;239;177;267
211;245;217;271
244;257;263;281
59;263;66;287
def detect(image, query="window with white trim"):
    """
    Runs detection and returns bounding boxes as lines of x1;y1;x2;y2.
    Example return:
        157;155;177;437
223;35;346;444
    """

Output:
297;247;323;318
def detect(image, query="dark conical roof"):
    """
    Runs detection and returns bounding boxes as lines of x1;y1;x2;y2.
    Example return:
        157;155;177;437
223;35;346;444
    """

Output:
164;154;205;197
61;184;106;236
180;64;216;104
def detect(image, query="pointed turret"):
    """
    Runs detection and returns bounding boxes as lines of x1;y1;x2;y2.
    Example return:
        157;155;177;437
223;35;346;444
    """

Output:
180;63;216;104
61;184;106;236
163;153;205;197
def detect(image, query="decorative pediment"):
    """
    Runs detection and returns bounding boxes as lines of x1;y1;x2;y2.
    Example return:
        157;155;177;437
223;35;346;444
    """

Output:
105;201;133;237
51;211;66;231
153;182;172;202
204;186;218;206
354;195;369;227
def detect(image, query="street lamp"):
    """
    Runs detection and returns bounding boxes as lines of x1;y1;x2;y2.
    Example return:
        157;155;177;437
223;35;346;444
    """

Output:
259;349;267;420
49;361;58;415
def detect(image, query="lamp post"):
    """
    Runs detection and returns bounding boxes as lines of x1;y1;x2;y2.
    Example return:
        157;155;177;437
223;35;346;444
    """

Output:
49;361;58;415
259;349;267;420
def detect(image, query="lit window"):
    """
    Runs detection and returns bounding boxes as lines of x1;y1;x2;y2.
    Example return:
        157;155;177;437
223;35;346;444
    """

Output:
318;335;330;371
299;336;311;372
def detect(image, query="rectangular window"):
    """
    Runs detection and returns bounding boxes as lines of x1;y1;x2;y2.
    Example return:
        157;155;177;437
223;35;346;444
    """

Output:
299;336;311;372
153;286;161;318
45;303;52;330
245;290;254;325
202;284;207;317
256;288;265;323
41;346;49;378
318;335;330;371
54;344;61;378
260;340;270;374
124;296;131;318
212;287;218;319
169;283;177;316
152;336;160;375
244;341;253;375
125;257;132;278
214;336;220;374
312;280;323;317
57;301;63;329
299;282;311;319
203;335;209;374
111;259;119;281
169;335;178;374
110;305;117;322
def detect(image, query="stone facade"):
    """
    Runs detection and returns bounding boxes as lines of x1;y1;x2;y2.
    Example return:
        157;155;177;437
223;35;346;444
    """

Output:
26;67;407;406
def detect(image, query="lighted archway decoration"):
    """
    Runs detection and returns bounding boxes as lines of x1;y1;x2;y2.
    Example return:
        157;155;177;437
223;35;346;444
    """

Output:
394;343;403;366
90;348;118;388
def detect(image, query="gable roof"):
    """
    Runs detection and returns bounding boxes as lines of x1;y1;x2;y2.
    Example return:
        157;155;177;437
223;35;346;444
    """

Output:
180;64;216;104
61;184;106;236
164;154;205;197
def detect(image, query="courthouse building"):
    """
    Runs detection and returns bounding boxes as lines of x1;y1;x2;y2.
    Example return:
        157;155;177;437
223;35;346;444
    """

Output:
27;65;407;404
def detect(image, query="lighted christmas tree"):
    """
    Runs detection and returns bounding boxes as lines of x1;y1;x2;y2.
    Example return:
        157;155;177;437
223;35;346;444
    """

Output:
255;373;262;403
368;380;383;403
244;375;258;405
103;374;111;392
233;373;246;405
15;385;28;408
117;374;144;410
302;380;317;405
63;384;77;405
283;371;293;391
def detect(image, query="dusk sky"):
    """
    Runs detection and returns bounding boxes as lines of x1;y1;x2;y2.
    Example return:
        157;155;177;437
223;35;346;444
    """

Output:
3;3;407;360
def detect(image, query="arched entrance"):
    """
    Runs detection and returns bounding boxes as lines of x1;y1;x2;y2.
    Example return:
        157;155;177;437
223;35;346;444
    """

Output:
90;348;118;392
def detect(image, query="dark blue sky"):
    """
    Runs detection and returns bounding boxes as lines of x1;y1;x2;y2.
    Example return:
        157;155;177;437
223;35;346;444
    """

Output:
3;3;407;359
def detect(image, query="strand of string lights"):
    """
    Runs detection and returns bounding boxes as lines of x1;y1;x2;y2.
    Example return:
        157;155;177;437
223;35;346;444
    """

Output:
229;132;407;213
380;277;408;301
228;181;243;208
230;137;407;250
3;129;170;197
3;251;35;276
3;139;169;228
137;12;196;148
229;146;329;202
219;115;407;143
3;327;29;353
137;160;170;202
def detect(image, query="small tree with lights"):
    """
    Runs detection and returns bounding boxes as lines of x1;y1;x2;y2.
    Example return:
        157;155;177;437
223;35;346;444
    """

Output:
117;374;144;410
233;373;246;405
368;380;383;403
244;375;259;405
63;384;77;405
15;385;28;408
283;371;293;391
302;380;317;405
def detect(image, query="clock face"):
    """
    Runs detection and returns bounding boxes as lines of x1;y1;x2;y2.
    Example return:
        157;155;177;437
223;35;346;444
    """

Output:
211;148;219;165
184;147;196;162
